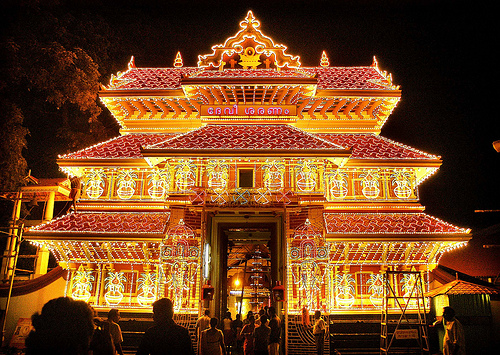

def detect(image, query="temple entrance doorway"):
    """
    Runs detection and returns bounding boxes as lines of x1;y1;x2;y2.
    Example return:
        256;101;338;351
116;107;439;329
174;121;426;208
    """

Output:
225;228;271;319
208;215;284;323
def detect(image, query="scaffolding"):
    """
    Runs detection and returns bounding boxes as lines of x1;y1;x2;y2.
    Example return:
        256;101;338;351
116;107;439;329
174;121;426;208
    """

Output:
380;271;429;354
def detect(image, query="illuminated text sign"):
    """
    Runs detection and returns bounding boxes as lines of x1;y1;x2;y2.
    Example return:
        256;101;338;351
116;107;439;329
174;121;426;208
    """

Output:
201;104;296;117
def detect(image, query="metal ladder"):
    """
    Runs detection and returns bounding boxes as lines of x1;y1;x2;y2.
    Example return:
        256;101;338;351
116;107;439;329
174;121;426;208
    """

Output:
380;271;430;354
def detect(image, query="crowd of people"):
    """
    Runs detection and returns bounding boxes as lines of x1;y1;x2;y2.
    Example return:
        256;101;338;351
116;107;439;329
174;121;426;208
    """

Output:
22;297;286;355
22;296;465;355
196;306;282;355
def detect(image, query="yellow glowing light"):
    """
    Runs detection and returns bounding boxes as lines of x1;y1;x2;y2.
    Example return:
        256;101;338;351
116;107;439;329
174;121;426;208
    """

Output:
234;278;241;287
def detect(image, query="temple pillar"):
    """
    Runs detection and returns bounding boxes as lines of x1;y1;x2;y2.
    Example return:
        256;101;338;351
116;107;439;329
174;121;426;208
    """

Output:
43;191;56;222
34;191;56;277
1;192;22;280
34;246;50;277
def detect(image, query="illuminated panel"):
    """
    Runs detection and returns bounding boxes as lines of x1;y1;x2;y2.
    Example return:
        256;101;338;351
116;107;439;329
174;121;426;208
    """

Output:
62;263;161;309
159;219;201;313
287;219;329;313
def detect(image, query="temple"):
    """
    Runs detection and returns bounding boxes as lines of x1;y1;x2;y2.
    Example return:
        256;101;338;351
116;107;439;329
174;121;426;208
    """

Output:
21;11;470;352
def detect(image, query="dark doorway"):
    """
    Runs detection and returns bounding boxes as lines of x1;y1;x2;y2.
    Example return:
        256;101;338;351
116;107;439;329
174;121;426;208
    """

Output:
215;220;280;320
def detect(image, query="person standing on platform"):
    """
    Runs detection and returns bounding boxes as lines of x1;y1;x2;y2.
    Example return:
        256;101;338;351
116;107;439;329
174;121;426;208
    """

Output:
107;309;124;355
312;311;326;355
196;310;211;354
267;307;280;355
136;298;195;355
253;315;271;355
200;317;226;355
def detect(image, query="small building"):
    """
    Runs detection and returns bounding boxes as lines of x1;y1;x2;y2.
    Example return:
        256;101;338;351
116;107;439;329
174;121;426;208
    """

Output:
426;278;500;354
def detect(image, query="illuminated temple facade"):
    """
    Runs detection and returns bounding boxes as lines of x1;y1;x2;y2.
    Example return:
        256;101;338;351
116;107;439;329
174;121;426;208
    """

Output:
25;11;469;350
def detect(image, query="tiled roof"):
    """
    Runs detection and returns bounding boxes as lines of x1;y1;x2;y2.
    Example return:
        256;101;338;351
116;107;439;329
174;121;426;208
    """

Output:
59;133;177;160
107;68;198;90
26;211;170;235
104;66;396;91
58;131;439;161
145;124;345;151
425;279;500;297
316;133;440;160
305;67;395;90
324;212;470;235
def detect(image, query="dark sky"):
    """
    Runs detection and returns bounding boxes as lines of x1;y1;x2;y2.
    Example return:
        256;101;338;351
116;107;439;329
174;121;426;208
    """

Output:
6;0;500;231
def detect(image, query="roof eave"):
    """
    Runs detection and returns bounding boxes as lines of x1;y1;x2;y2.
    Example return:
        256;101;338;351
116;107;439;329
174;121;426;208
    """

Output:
99;89;185;98
325;233;471;242
316;89;401;98
24;232;164;241
140;148;352;158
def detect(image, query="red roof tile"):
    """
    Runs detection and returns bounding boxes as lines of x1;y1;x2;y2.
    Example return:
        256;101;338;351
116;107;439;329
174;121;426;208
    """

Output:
59;133;176;160
305;67;395;90
425;279;500;297
26;211;170;235
104;66;396;91
107;67;198;90
324;212;470;235
146;124;345;151
316;133;439;160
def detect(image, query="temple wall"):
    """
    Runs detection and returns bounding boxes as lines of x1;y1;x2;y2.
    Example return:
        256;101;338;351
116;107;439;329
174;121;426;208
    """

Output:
1;277;66;345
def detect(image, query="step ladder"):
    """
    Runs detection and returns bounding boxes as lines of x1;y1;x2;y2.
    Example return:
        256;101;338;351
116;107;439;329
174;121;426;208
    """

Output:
380;271;429;354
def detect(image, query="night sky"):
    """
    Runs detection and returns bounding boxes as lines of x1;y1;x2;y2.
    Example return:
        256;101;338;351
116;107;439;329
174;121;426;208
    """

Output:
4;0;499;231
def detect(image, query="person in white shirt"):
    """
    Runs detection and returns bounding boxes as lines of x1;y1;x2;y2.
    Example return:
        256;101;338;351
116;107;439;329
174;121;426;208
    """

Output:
196;310;211;354
107;309;124;355
312;310;326;355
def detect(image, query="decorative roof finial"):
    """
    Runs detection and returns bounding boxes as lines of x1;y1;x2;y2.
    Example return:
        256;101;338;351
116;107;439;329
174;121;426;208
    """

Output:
320;51;330;67
174;51;183;68
128;56;136;70
371;55;378;68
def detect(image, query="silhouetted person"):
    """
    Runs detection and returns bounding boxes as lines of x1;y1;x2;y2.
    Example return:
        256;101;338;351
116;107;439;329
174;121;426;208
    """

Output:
312;310;326;355
242;311;253;326
200;317;226;355
240;314;255;355
431;306;465;355
107;309;124;355
267;307;281;355
25;297;94;355
136;298;195;355
231;314;243;353
222;311;234;352
253;315;270;355
90;317;115;355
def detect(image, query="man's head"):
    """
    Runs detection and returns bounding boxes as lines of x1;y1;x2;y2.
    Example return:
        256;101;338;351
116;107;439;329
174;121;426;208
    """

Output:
210;317;218;328
443;306;456;321
204;309;210;316
268;306;276;317
153;298;174;323
259;315;268;325
108;309;120;322
25;297;94;355
314;310;321;319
